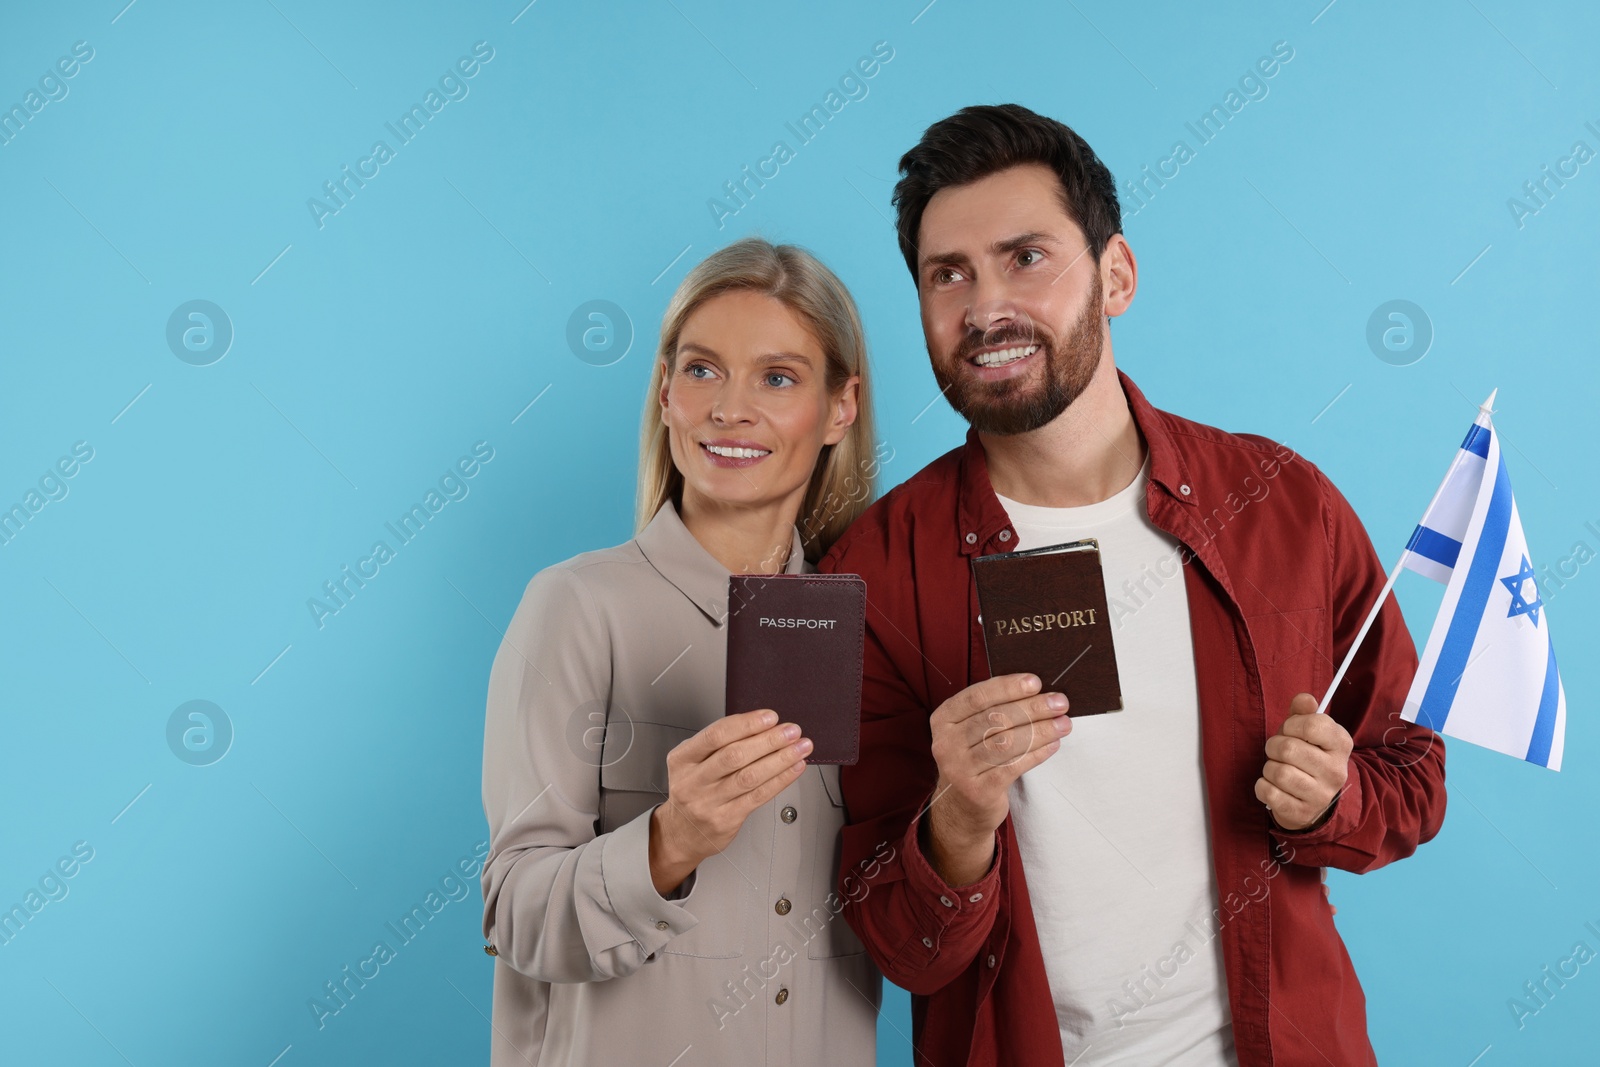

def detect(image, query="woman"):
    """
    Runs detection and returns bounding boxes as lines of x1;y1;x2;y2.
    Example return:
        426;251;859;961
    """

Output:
480;237;883;1065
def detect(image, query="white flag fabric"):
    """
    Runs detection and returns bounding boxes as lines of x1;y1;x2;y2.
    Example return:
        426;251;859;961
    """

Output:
1399;396;1565;770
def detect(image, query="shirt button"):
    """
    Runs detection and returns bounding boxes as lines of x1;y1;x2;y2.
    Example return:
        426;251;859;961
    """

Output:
987;954;997;968
922;936;933;948
939;895;952;907
775;898;792;916
781;805;798;823
965;532;978;544
969;892;983;902
998;530;1011;542
1179;483;1192;496
775;987;789;1005
655;920;669;930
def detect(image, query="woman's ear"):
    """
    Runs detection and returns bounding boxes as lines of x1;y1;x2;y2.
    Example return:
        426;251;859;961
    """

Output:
823;374;861;446
657;359;673;420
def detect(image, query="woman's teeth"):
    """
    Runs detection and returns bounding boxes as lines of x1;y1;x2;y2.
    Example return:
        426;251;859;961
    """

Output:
704;444;770;458
972;344;1038;367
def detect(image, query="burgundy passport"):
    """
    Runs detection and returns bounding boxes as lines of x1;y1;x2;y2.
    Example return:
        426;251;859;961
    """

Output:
725;573;865;764
971;538;1123;715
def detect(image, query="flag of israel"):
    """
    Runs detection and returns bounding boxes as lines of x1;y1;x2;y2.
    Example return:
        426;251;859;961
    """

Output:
1399;391;1565;770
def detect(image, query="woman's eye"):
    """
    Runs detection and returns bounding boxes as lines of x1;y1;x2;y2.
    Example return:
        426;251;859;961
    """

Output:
766;372;796;387
686;364;712;379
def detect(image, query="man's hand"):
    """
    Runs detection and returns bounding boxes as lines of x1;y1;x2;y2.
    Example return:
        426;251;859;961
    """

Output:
924;673;1071;885
1255;692;1353;831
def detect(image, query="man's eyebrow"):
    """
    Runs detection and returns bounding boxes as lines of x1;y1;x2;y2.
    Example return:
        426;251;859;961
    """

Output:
919;231;1060;271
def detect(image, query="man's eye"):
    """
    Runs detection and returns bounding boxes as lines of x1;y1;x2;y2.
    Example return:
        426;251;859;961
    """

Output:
1017;249;1042;267
933;268;959;284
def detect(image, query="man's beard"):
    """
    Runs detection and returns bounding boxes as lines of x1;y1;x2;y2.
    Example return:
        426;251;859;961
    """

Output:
932;272;1105;436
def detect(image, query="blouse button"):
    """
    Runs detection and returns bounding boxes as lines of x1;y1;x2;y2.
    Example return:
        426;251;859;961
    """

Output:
781;805;797;823
964;532;978;544
775;987;789;1005
483;943;498;957
775;898;792;916
655;920;669;930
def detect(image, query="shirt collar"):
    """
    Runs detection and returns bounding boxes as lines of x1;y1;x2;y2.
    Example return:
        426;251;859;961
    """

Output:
636;497;810;624
955;369;1198;556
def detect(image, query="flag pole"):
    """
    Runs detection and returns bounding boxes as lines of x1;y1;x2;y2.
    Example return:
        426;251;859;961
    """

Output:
1313;388;1497;715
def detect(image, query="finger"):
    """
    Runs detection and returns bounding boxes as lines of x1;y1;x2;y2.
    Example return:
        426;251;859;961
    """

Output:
710;722;805;781
1264;734;1325;770
724;740;812;805
938;673;1043;726
986;731;1063;780
965;694;1070;754
1281;711;1352;753
679;708;778;762
1254;776;1306;815
1261;758;1322;804
973;713;1071;770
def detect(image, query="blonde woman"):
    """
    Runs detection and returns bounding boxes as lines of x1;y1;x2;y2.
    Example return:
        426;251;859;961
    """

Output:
481;237;884;1065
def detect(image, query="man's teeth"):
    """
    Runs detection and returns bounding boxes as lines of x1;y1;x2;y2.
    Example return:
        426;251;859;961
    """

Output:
705;444;770;458
973;344;1038;367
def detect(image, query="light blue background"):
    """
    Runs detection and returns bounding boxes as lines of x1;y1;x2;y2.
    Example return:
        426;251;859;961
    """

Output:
2;1;1595;1064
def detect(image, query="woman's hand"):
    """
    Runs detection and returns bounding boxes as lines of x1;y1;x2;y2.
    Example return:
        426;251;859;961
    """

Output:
647;708;811;896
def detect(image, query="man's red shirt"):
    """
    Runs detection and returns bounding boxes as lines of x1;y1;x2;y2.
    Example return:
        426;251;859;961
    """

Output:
819;371;1447;1066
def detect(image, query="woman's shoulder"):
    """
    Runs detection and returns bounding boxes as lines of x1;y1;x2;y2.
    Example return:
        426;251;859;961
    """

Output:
514;534;656;614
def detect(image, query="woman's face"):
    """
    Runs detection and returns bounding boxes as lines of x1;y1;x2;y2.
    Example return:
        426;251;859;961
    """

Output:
659;289;858;521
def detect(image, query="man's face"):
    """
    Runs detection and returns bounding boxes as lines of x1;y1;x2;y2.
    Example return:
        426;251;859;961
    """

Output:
915;163;1106;436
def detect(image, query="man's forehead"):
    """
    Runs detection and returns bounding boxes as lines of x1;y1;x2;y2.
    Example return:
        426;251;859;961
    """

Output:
918;170;1080;264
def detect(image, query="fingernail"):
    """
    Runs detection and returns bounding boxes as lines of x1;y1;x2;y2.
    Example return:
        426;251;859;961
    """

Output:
782;724;800;740
1046;693;1068;710
762;710;778;725
795;738;813;754
1054;715;1071;734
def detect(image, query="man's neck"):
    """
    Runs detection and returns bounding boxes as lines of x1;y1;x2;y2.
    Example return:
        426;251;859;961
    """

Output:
980;355;1147;509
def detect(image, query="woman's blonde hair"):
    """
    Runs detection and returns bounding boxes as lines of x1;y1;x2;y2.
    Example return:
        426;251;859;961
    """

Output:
636;237;878;564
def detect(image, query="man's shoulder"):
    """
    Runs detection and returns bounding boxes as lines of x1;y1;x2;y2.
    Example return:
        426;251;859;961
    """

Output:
1152;401;1328;499
820;442;965;573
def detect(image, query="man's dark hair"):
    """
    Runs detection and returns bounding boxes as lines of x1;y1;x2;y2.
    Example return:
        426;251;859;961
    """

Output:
891;103;1122;284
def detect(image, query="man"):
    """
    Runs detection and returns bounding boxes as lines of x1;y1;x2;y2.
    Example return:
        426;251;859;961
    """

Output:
819;104;1446;1066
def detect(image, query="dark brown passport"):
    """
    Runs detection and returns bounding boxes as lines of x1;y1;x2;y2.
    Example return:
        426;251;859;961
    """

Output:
971;538;1123;715
725;573;865;764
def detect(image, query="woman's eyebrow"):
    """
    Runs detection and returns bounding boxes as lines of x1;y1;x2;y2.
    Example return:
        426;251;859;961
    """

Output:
679;342;814;366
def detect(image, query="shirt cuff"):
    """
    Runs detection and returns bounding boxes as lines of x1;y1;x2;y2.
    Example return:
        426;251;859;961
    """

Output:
890;805;1004;971
600;802;701;957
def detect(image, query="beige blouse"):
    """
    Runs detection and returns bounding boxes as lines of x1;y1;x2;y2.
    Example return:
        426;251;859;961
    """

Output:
480;499;881;1066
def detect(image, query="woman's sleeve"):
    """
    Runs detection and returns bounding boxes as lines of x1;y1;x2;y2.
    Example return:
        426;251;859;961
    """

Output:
480;564;702;982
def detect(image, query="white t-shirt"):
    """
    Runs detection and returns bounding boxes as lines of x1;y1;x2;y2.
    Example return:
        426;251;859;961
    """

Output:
995;456;1238;1066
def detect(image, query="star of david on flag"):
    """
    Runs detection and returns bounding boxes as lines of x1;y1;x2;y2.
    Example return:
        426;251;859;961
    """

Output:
1394;391;1566;770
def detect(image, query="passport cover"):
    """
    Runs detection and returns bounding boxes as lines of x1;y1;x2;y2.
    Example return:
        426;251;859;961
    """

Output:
971;538;1123;715
725;573;865;764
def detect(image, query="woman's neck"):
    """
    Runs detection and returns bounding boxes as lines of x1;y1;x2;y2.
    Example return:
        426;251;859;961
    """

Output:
677;488;800;574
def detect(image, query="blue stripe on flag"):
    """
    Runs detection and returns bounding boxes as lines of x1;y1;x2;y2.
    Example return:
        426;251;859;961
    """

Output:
1405;525;1463;568
1413;450;1514;731
1462;423;1490;458
1525;638;1560;767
